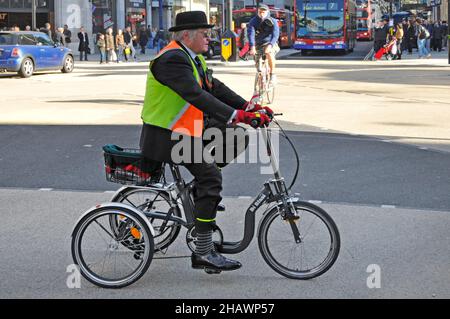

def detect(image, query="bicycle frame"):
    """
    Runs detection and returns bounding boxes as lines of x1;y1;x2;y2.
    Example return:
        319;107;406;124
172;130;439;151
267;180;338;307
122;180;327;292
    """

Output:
110;125;300;254
255;53;270;90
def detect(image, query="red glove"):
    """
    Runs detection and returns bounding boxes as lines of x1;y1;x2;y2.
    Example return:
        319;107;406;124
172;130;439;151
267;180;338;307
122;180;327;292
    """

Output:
250;104;274;118
242;95;274;118
233;110;271;128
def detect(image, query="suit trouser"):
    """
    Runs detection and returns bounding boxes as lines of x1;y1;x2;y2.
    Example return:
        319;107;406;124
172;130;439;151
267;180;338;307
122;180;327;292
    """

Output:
182;121;249;232
433;38;442;51
79;50;88;61
407;38;414;53
374;41;385;53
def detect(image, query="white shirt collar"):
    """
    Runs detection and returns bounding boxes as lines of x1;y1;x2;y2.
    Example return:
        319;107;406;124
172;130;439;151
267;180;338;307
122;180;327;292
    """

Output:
180;41;199;62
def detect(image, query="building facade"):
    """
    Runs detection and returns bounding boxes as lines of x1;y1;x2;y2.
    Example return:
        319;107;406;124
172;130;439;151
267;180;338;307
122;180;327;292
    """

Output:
430;0;448;21
0;0;296;50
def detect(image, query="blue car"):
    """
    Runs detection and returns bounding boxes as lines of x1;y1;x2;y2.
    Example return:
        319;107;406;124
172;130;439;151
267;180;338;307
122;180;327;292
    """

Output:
0;31;74;78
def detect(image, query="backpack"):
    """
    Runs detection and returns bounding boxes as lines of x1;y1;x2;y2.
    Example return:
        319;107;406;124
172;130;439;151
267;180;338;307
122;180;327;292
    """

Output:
419;27;430;40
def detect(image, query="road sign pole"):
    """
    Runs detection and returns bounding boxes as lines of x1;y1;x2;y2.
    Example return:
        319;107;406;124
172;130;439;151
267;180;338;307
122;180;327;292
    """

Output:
32;0;36;30
221;0;239;62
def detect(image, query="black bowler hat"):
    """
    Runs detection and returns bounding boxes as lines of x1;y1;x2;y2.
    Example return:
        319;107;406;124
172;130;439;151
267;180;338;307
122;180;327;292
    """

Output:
169;11;214;32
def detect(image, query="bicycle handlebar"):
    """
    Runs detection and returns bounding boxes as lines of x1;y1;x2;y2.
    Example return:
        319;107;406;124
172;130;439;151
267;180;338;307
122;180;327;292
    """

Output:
249;112;283;129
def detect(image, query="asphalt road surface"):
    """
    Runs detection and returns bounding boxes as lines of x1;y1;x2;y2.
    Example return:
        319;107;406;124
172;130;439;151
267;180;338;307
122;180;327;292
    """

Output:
1;122;449;211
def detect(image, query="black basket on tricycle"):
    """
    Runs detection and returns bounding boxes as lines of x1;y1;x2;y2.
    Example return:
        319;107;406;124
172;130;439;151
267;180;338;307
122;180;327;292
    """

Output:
102;144;163;185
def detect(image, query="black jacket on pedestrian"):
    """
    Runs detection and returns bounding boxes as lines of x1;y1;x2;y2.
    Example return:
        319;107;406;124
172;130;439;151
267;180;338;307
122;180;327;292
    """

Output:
139;30;148;47
55;31;65;46
64;29;72;43
374;26;388;42
140;42;246;163
77;32;89;51
40;28;52;41
432;25;443;40
406;25;416;39
124;31;133;44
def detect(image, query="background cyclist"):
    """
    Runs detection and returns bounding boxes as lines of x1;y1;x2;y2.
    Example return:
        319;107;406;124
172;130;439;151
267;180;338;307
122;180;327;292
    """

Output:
247;4;280;85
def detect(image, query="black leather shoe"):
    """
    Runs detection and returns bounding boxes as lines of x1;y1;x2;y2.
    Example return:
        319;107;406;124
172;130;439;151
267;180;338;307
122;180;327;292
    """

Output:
191;251;241;271
217;203;226;211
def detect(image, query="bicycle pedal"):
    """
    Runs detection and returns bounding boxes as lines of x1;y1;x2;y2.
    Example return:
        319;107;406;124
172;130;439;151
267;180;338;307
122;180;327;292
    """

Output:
204;268;222;275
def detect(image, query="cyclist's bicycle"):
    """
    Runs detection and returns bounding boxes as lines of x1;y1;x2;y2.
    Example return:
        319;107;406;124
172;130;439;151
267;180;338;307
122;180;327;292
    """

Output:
71;117;340;288
254;49;275;105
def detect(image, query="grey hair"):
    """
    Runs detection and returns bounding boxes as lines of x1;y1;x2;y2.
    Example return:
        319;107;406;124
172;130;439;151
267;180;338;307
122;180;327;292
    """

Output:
172;29;197;42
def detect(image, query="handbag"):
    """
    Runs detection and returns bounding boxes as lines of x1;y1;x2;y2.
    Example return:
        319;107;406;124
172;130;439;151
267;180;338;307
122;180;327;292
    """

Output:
86;47;91;54
124;47;131;55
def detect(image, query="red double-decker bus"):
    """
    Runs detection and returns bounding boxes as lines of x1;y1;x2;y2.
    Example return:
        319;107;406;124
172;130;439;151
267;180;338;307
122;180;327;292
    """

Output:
294;0;357;53
356;0;373;40
233;6;295;48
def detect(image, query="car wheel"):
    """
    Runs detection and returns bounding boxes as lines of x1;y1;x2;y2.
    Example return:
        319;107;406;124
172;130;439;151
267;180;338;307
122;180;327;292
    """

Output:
61;55;74;73
18;58;34;78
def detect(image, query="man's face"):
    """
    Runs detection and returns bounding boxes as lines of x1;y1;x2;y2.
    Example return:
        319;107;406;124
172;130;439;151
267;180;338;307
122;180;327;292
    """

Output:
258;9;269;19
187;28;210;54
80;27;84;32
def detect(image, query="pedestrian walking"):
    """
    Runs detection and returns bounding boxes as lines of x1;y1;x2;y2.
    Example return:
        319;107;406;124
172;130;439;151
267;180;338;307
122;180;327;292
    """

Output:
115;29;125;63
54;27;66;46
105;27;117;63
63;24;71;48
124;26;137;62
154;29;167;53
139;26;148;54
97;33;106;64
394;22;403;59
238;22;250;59
424;20;432;52
40;22;52;40
415;19;431;59
431;21;443;52
77;26;89;61
373;20;388;53
405;19;416;54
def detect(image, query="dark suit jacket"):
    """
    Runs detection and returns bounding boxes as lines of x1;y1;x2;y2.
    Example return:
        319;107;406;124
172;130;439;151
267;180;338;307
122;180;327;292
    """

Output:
77;32;89;51
140;42;246;163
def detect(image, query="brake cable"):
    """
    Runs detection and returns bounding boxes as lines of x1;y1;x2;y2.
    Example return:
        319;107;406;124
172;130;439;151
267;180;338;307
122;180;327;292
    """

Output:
272;117;300;191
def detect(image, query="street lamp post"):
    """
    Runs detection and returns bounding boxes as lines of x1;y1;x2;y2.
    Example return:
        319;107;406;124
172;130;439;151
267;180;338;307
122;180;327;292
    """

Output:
159;0;163;30
32;0;36;30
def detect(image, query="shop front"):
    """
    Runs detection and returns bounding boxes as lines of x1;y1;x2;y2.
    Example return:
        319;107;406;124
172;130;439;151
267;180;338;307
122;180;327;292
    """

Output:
0;0;52;30
92;0;117;34
209;0;224;31
126;0;146;32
